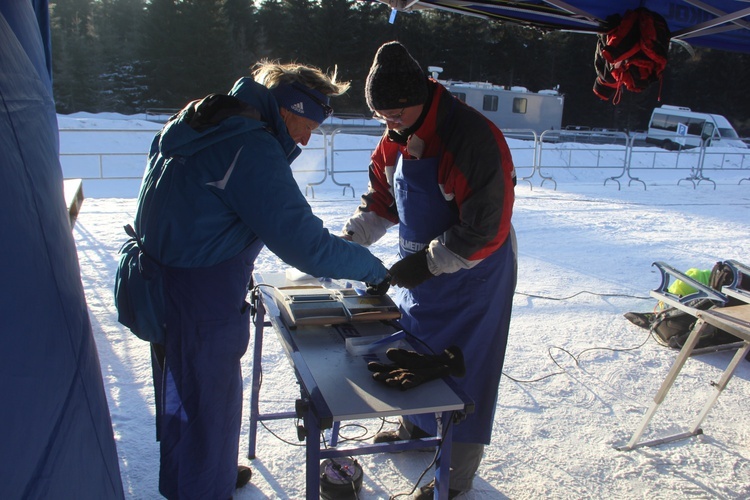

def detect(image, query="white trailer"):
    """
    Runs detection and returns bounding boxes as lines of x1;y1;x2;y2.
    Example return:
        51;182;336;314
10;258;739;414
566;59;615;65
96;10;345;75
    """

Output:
646;104;746;149
430;67;564;134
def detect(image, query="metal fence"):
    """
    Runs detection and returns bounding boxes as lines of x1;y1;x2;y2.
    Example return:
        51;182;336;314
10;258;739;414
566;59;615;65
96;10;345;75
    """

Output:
59;127;750;197
328;126;386;197
516;130;750;190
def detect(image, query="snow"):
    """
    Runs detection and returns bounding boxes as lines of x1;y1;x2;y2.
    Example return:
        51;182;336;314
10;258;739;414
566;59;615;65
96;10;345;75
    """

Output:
65;113;750;499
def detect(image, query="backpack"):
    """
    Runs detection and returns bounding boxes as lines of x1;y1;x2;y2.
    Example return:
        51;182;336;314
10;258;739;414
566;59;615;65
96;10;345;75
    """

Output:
709;261;741;305
113;225;166;344
593;7;671;104
649;261;745;349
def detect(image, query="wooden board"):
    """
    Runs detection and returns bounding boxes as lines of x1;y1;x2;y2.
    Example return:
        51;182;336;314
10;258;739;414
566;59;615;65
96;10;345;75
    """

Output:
63;178;84;229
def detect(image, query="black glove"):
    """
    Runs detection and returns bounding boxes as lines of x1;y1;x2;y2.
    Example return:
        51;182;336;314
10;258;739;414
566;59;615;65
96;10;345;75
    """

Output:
365;274;391;296
367;346;465;390
388;249;434;289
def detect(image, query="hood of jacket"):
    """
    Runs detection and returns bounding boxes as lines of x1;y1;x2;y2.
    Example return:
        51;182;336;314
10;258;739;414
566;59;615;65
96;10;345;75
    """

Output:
156;78;301;163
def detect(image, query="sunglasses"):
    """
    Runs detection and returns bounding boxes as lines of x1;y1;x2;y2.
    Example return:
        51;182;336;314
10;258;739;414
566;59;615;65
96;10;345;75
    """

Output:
293;83;334;119
372;107;406;124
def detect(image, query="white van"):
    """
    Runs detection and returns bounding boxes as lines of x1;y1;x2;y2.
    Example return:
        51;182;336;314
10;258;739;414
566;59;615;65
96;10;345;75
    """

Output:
646;105;747;149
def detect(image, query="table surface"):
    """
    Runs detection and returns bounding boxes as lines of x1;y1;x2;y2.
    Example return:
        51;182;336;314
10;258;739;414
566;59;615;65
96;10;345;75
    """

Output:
697;304;750;341
254;271;468;422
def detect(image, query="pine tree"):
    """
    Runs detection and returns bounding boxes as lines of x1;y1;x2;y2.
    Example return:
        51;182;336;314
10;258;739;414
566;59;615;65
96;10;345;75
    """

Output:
94;0;147;113
50;0;104;113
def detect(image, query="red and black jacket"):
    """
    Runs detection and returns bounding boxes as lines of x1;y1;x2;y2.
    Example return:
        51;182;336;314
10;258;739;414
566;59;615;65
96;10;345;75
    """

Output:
344;79;516;274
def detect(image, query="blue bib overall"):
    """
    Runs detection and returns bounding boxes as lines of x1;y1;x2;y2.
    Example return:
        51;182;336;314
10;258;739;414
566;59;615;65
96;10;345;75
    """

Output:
158;240;263;499
394;154;516;444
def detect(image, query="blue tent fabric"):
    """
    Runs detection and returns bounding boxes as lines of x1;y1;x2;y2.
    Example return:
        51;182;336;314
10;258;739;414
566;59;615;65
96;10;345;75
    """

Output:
380;0;750;53
31;0;54;86
0;1;744;498
0;2;124;499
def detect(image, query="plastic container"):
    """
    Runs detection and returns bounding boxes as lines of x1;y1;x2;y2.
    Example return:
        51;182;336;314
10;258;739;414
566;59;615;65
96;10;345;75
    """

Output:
345;330;405;356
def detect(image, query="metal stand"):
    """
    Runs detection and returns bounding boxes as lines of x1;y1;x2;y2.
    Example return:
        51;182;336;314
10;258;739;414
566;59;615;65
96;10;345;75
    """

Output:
247;275;471;499
620;305;750;451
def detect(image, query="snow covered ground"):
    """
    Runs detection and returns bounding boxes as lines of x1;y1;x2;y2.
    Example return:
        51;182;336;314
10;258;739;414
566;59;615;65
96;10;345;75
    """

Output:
66;114;750;499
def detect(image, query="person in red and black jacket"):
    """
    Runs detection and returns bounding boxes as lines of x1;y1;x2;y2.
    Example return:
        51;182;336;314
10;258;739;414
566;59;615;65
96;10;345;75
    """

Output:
342;41;518;499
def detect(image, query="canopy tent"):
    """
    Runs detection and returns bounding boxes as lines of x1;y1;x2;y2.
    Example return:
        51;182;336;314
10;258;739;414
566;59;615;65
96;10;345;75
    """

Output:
0;2;124;498
376;0;750;53
0;1;747;498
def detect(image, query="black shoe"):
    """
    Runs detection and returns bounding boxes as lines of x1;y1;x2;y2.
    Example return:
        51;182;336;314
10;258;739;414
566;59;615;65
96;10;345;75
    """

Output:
373;430;402;444
374;424;430;444
413;480;461;499
236;465;252;489
374;427;433;452
623;312;655;330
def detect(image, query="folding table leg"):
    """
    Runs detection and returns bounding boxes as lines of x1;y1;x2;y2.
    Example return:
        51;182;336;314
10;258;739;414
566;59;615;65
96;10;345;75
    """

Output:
622;320;708;450
305;407;321;500
687;341;750;434
434;411;453;500
248;297;266;459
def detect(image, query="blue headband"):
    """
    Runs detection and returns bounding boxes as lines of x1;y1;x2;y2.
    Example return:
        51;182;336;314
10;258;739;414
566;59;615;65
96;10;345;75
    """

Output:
270;83;333;125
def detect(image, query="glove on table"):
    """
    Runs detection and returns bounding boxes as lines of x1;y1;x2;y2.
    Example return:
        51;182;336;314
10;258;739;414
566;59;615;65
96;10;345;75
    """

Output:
388;249;434;289
367;346;465;390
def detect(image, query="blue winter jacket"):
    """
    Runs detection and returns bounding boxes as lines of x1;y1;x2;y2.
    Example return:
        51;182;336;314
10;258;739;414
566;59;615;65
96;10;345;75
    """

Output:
132;78;386;282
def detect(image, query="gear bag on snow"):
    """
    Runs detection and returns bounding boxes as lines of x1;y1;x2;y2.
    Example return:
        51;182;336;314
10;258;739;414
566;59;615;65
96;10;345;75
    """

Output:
649;297;738;349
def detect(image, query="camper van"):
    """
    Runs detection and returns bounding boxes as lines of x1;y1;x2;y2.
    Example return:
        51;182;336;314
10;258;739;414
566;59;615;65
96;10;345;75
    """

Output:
646;105;746;149
429;67;563;134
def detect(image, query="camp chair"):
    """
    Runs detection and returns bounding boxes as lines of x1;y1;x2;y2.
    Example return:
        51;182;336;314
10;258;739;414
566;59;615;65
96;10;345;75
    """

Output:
620;260;750;450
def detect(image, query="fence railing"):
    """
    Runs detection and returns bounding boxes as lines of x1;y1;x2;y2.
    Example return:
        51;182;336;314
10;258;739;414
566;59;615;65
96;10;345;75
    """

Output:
59;127;750;197
502;129;538;188
328;126;386;197
537;130;631;190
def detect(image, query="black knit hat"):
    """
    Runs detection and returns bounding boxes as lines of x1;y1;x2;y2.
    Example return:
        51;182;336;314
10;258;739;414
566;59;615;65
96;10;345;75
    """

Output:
365;41;429;111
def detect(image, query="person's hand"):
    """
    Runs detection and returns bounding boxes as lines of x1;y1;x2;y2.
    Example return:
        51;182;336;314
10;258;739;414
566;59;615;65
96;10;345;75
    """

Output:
388;249;433;289
337;233;388;291
365;274;391;295
367;346;465;390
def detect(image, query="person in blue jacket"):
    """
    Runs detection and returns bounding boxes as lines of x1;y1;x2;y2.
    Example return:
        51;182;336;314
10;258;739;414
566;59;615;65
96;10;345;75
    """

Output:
119;61;388;500
342;42;517;499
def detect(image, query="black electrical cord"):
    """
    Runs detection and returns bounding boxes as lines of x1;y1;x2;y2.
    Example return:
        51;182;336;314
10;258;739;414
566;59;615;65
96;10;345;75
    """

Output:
502;289;655;383
515;290;652;301
253;285;399;449
252;284;309;447
258;420;306;447
254;365;306;447
334;420;387;444
253;282;660;492
389;289;655;383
